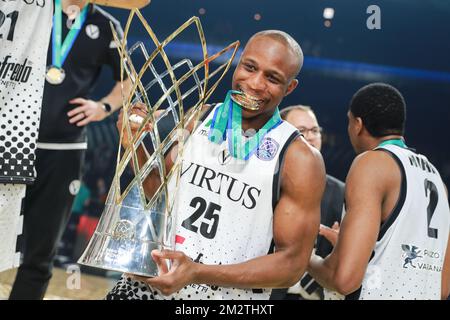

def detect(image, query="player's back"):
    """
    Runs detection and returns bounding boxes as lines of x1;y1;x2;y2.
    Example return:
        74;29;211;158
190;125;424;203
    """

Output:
356;144;449;300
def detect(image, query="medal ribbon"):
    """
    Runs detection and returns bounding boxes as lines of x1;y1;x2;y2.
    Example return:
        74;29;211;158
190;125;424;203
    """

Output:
377;138;407;149
52;0;89;68
208;90;282;160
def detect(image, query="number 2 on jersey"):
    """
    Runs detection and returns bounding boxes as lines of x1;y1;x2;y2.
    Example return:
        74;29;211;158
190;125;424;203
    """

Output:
182;197;221;239
424;179;438;239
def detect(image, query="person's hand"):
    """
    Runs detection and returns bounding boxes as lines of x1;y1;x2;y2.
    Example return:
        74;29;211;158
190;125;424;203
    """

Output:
116;102;154;149
129;249;197;296
67;98;109;126
319;221;340;247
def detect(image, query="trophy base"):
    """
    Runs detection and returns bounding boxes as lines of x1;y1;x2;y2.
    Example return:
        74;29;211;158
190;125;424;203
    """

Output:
77;231;170;278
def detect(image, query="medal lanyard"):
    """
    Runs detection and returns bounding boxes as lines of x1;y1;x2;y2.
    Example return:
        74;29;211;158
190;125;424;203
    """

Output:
208;90;282;160
52;0;89;68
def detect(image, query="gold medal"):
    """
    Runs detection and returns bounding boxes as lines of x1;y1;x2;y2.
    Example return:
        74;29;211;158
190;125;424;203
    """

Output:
45;66;65;85
230;91;260;110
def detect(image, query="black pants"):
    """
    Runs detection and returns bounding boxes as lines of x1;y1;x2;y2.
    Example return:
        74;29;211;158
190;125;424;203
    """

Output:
9;148;85;300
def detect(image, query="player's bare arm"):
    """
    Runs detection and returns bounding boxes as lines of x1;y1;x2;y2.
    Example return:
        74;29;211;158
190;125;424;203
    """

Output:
308;150;400;295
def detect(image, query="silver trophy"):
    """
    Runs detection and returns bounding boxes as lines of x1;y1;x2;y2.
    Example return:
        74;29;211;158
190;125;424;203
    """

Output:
78;9;239;277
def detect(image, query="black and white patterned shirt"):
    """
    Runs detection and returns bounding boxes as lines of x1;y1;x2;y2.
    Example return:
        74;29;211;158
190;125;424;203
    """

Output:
0;0;53;184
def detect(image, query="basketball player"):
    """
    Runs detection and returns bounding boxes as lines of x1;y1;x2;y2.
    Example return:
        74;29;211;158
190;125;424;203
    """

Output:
106;30;326;300
307;83;450;300
0;0;149;279
7;0;138;300
271;105;345;300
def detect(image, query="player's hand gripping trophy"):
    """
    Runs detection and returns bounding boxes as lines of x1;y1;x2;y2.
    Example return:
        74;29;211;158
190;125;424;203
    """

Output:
78;9;239;277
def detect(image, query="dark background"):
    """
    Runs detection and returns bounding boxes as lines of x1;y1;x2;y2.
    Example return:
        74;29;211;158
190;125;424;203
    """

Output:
88;0;450;187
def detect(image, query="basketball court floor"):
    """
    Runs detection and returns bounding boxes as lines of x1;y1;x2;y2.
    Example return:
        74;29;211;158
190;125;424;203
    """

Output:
0;268;116;300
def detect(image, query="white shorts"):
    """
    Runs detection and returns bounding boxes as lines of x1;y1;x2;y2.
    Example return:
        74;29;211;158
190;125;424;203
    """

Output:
0;183;26;272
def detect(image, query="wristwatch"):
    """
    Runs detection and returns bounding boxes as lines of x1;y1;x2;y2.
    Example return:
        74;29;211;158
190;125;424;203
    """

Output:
101;102;112;114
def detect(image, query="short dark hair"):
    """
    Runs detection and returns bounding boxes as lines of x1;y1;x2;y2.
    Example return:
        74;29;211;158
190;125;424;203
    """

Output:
349;83;406;137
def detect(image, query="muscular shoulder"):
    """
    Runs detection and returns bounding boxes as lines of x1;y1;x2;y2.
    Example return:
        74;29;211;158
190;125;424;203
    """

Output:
284;136;324;171
347;150;401;194
281;136;325;193
350;150;399;178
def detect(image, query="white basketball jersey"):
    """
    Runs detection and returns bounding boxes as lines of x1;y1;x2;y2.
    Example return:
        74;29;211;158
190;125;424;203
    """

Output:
157;104;299;300
357;144;450;300
0;0;53;184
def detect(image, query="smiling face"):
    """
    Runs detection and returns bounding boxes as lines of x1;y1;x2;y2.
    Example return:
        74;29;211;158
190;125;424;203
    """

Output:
231;35;299;120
